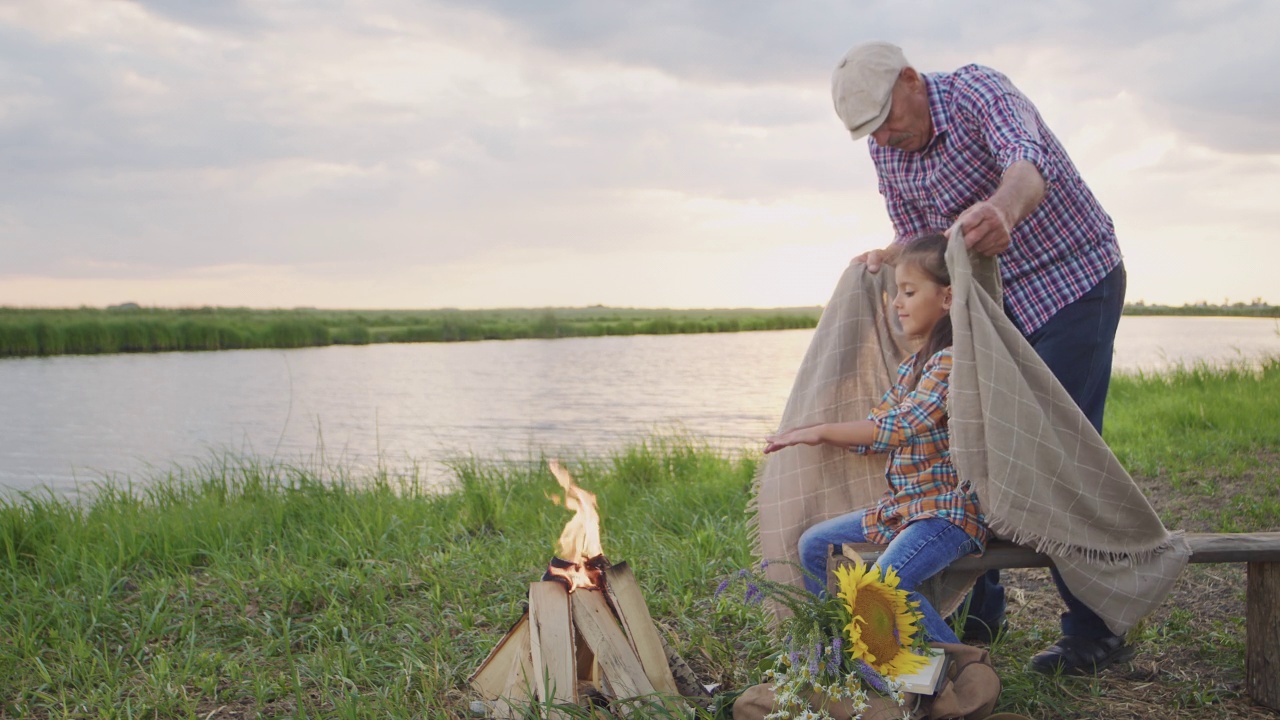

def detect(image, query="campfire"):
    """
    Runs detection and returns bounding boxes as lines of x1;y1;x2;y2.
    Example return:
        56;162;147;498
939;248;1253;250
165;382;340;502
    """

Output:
469;460;703;716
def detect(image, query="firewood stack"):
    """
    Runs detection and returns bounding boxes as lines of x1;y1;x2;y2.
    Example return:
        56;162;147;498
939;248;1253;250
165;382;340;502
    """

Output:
468;461;706;717
470;561;697;716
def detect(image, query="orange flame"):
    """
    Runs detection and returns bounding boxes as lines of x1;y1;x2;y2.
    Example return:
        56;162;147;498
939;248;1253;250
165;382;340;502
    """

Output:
547;459;602;592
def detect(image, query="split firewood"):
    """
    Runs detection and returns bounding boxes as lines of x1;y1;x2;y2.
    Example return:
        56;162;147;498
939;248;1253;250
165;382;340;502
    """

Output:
660;634;712;700
468;612;530;701
570;588;656;705
602;562;679;695
529;581;577;710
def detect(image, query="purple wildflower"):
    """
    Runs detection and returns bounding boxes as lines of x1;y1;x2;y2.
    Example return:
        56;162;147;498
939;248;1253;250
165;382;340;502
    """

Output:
745;582;763;604
831;636;843;657
759;559;770;570
789;649;800;667
856;660;890;694
714;578;731;598
738;568;749;578
808;648;820;677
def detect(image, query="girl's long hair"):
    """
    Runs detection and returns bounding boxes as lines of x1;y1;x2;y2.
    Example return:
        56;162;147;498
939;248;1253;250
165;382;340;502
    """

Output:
898;233;953;390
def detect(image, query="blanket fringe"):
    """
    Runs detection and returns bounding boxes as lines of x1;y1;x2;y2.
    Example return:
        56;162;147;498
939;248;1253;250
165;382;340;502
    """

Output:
746;462;765;563
987;518;1189;566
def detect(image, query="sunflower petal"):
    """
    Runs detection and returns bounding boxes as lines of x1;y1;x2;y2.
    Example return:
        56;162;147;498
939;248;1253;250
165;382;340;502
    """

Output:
834;560;927;678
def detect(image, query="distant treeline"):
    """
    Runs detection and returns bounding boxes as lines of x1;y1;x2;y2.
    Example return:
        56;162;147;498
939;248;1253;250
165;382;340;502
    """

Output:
1123;301;1279;318
0;305;821;358
2;301;1274;359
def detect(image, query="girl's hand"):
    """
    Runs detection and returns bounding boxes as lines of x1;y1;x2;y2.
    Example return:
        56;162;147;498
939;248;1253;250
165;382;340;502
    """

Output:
764;425;826;454
764;420;876;453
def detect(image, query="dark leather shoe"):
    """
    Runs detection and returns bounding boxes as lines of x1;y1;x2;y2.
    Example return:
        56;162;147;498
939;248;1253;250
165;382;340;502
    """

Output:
960;612;1007;644
1030;635;1134;676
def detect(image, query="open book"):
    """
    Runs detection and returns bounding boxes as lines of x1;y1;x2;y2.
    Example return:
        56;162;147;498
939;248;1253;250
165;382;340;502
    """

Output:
896;648;949;695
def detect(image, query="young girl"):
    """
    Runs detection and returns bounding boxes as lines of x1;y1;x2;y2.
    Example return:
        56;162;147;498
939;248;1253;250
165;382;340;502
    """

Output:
764;233;988;644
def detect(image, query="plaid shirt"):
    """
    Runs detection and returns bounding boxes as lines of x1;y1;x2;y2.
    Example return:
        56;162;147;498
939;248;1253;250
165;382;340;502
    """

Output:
852;349;989;549
870;65;1122;335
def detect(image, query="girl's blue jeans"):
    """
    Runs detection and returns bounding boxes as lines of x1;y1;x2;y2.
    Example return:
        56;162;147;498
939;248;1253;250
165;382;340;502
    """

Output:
798;510;979;644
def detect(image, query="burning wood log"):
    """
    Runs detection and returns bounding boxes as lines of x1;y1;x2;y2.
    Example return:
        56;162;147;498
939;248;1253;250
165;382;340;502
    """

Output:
603;563;678;696
571;588;655;705
470;575;695;716
543;554;610;593
529;581;577;709
468;461;703;716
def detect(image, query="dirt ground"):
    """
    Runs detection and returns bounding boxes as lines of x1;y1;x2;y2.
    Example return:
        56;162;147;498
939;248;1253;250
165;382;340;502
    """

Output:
997;564;1275;719
987;460;1280;719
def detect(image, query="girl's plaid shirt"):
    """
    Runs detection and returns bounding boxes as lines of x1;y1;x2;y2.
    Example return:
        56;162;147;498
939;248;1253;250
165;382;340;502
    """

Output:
851;348;989;549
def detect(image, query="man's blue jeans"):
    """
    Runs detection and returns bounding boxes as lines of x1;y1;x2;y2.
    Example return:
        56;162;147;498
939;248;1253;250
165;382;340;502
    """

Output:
968;262;1127;640
799;511;979;644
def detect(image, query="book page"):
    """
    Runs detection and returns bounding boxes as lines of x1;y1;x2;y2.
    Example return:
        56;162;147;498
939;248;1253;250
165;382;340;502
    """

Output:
895;649;947;695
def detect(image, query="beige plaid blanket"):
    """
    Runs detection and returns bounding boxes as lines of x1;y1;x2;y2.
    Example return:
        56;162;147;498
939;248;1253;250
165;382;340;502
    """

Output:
751;230;1190;635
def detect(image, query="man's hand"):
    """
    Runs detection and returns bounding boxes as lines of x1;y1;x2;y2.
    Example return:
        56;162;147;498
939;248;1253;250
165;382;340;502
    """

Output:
953;201;1012;256
851;244;902;273
953;160;1046;256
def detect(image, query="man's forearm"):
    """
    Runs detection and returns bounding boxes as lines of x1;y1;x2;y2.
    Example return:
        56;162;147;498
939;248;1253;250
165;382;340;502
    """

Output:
989;160;1046;228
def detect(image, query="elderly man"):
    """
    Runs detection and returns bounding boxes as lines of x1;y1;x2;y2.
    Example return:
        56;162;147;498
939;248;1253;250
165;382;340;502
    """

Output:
831;41;1129;676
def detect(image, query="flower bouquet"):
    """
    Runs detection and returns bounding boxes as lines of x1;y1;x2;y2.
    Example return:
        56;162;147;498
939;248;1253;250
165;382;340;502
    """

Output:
717;560;934;720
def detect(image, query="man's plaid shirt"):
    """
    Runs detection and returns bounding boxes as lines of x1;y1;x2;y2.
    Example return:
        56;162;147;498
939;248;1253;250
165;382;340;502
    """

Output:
870;64;1122;335
852;349;989;549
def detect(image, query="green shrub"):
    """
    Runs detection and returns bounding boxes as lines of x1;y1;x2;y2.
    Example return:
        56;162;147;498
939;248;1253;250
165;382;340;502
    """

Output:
331;325;372;345
0;324;40;356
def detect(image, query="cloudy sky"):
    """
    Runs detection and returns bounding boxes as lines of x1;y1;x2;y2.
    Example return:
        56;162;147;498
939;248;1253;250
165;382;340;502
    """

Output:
2;0;1277;310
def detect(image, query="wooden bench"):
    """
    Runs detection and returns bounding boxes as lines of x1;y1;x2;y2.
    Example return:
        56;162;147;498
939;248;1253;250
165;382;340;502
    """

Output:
829;531;1280;711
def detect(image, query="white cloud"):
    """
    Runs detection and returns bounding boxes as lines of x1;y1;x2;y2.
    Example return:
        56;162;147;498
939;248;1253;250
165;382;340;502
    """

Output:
1;0;1277;308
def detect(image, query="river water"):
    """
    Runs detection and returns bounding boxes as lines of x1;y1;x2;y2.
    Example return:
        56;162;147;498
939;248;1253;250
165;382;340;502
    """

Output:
2;316;1276;494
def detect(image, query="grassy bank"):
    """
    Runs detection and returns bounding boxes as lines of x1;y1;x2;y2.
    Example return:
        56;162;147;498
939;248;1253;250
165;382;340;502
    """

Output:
1125;302;1279;318
1;361;1278;718
2;302;1275;359
0;306;821;359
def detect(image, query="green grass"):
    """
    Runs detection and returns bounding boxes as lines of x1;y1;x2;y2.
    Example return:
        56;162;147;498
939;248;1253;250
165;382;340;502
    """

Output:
1107;362;1280;474
1124;301;1278;317
1105;360;1280;532
0;439;765;718
2;301;1274;359
1;362;1278;718
0;306;822;358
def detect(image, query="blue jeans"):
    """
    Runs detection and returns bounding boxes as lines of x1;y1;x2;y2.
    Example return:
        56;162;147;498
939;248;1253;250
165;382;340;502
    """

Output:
969;262;1127;640
799;511;979;644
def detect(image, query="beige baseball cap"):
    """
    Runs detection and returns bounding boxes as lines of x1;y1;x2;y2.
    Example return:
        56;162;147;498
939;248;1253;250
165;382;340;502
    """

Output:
831;41;908;140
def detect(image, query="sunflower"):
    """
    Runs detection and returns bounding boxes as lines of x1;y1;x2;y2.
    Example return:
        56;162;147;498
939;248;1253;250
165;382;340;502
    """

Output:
833;561;929;678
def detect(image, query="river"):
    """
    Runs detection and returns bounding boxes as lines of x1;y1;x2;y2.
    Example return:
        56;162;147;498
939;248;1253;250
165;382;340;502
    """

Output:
2;316;1276;494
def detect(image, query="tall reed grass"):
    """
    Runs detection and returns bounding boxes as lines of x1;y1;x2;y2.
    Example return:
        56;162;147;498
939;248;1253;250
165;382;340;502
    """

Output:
0;317;332;357
0;306;821;358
